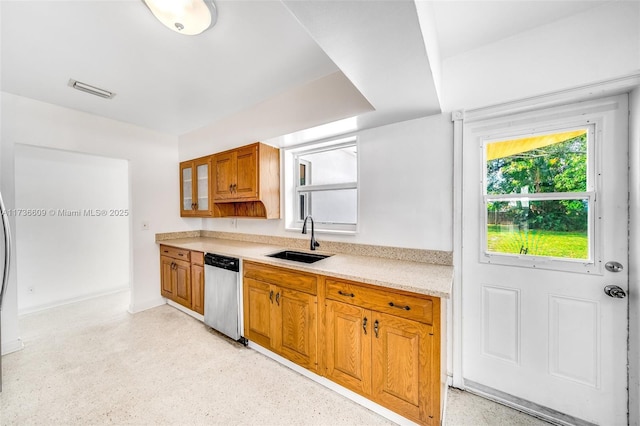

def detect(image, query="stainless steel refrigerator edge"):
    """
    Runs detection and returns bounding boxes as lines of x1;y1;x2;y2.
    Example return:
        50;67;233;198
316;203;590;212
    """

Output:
0;191;13;392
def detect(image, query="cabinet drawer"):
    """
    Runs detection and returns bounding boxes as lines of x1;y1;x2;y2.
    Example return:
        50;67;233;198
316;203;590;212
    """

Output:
244;261;317;295
191;251;204;266
159;245;191;262
326;279;434;325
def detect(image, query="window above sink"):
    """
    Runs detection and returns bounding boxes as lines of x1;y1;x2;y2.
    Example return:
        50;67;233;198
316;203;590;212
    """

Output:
283;136;358;234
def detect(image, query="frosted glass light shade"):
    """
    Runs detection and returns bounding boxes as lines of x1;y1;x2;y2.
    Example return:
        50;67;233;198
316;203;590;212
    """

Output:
143;0;218;36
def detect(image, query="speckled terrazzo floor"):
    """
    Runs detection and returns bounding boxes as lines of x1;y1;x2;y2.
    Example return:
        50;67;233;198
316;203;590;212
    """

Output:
1;291;550;425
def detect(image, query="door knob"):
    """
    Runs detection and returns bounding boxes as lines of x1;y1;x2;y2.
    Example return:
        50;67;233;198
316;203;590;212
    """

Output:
604;285;626;298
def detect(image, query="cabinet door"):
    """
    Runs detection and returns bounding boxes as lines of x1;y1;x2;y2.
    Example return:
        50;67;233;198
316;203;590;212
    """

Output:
325;300;372;395
191;264;204;315
273;287;317;371
160;256;175;298
234;145;258;199
213;151;236;200
193;156;212;215
371;312;434;425
180;161;195;216
243;278;274;349
173;259;192;309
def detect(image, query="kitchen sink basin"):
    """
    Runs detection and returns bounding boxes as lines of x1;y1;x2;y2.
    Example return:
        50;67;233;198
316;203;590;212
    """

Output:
267;250;331;264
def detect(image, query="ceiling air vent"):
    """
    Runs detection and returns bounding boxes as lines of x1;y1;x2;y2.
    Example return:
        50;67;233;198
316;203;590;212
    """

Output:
68;79;115;99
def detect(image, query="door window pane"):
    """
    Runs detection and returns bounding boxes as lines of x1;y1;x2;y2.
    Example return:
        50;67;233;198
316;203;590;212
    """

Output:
486;199;588;259
487;130;587;195
484;128;591;261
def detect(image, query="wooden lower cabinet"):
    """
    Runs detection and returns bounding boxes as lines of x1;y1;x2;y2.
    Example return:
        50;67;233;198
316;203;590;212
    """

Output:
325;300;372;395
160;245;204;314
326;300;436;425
160;255;191;308
244;277;274;348
274;287;317;369
372;311;434;424
244;276;318;371
243;262;442;426
191;263;204;315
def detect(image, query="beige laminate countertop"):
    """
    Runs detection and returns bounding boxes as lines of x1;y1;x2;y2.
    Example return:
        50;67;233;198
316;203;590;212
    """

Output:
159;237;453;299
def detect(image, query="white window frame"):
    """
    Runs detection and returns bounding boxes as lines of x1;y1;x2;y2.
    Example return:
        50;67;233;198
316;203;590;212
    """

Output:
284;136;358;234
480;123;600;274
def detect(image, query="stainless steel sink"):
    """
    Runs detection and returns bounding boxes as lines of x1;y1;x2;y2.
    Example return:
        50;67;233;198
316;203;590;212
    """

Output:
267;250;331;264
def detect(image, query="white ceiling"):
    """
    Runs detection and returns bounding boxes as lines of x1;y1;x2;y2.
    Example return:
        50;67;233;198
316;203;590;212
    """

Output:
0;0;620;138
1;0;340;135
431;1;609;59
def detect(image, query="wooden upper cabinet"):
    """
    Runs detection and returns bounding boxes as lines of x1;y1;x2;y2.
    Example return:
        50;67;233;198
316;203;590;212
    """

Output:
212;150;236;201
180;155;213;217
213;143;259;201
234;145;259;199
212;142;279;219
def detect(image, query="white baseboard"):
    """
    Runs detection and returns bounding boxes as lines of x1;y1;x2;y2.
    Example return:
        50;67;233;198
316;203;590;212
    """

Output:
248;342;420;426
19;286;130;315
165;300;204;322
1;338;24;356
128;296;166;314
441;383;449;426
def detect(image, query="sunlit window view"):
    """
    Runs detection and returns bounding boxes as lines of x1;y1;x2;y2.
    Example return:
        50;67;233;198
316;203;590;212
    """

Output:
485;129;590;260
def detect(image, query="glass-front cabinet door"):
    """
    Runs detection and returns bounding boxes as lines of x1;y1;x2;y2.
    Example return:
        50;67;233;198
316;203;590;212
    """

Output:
194;157;211;214
180;156;213;217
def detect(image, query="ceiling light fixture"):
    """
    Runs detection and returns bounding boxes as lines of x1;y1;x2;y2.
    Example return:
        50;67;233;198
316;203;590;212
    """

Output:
142;0;218;36
68;79;115;99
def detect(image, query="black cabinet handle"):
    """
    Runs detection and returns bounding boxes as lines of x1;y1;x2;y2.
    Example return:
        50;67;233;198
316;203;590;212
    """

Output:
388;302;410;311
269;290;274;303
363;317;368;335
338;290;355;298
275;292;280;306
374;320;379;338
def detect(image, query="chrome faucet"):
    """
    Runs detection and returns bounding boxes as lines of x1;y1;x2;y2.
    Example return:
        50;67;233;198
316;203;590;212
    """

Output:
302;215;320;251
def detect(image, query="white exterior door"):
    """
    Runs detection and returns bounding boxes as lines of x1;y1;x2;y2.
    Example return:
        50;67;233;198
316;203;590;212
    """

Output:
461;95;629;425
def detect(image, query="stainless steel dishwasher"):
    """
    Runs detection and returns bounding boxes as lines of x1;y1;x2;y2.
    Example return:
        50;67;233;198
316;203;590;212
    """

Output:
203;253;245;344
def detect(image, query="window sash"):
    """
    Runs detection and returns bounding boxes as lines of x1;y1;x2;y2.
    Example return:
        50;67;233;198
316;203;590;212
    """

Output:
291;139;358;231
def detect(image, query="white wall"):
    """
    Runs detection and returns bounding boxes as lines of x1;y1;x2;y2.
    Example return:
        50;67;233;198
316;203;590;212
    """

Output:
197;114;454;251
629;87;640;425
441;1;640;112
179;72;374;161
1;92;193;353
14;145;130;313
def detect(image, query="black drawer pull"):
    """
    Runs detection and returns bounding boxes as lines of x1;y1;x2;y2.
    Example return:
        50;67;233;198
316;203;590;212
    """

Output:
338;290;355;298
389;302;410;311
